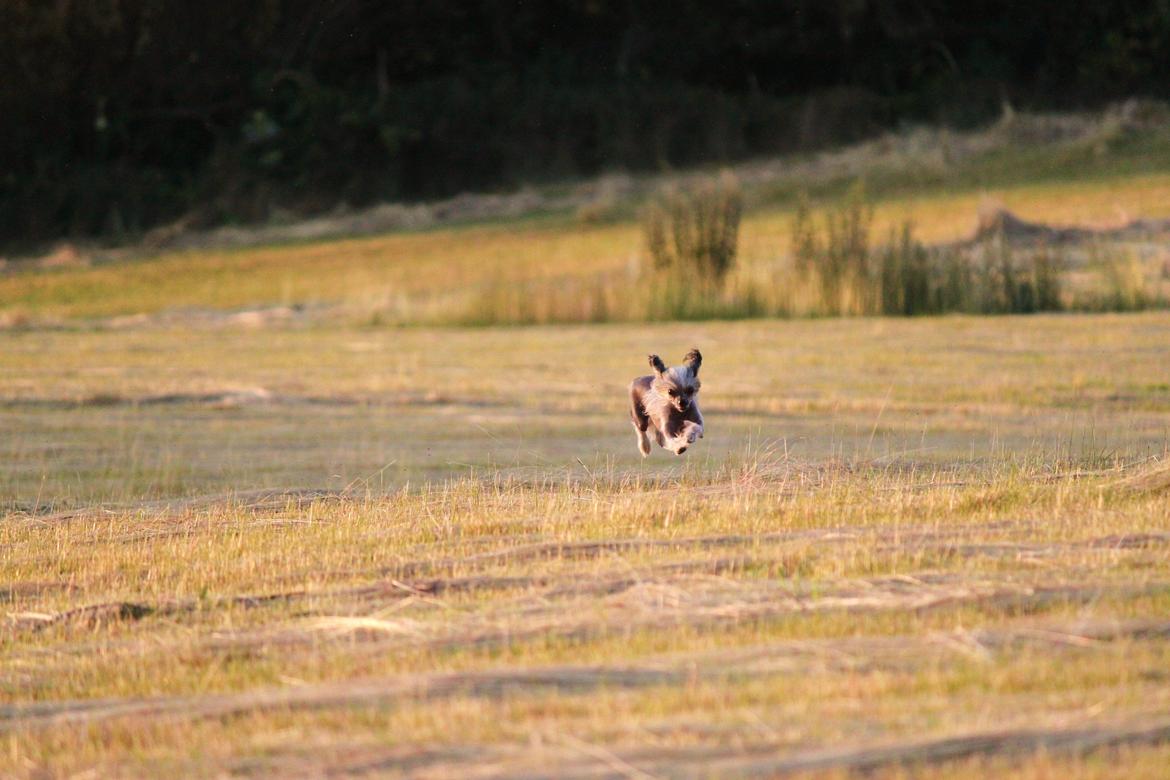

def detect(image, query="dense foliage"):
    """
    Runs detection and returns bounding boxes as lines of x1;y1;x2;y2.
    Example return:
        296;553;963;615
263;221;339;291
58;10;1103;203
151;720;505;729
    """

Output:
4;0;1170;245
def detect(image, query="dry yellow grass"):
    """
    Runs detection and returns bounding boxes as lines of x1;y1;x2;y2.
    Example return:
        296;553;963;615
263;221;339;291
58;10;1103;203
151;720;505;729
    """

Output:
5;463;1170;777
3;313;1170;777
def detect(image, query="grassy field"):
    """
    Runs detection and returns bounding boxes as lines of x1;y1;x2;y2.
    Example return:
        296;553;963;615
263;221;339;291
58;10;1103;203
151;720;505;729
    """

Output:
4;119;1170;776
4;311;1170;777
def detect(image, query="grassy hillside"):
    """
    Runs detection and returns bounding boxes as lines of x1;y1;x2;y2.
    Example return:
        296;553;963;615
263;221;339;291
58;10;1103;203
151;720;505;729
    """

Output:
6;113;1170;325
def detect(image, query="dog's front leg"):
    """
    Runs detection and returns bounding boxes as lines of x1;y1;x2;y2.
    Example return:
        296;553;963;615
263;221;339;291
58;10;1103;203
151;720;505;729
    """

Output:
683;403;704;443
668;422;701;454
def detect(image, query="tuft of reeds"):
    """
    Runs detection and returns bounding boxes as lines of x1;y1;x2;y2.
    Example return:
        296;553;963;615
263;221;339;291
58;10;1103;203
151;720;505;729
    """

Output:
1095;246;1151;312
877;222;934;316
643;173;743;283
790;187;1065;317
961;236;1064;314
791;184;875;315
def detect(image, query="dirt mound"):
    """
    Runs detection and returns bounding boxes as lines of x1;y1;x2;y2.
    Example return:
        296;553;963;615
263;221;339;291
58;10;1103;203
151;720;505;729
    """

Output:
35;242;91;269
1116;459;1170;494
958;205;1170;249
973;208;1085;243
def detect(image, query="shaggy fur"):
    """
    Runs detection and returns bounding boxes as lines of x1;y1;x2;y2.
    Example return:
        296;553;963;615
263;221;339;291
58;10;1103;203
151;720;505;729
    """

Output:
629;348;704;456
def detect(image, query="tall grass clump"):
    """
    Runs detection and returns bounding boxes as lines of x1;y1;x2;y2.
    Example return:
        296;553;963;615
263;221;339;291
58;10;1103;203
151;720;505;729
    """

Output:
632;172;763;320
791;187;1064;316
1089;246;1152;311
876;222;935;315
643;173;743;285
964;236;1064;313
791;184;874;315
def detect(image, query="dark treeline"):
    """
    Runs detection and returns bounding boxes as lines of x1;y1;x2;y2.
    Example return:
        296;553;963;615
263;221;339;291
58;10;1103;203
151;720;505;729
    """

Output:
4;1;1170;246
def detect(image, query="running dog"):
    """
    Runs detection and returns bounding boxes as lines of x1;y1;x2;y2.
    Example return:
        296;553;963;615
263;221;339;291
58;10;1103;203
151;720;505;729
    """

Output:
628;349;704;456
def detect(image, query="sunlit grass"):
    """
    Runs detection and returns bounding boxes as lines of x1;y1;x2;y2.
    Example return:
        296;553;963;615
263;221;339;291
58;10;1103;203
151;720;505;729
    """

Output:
5;463;1170;777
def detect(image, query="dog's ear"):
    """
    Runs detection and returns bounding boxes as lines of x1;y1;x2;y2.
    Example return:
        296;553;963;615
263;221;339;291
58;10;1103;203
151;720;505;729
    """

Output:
648;354;667;376
683;348;702;375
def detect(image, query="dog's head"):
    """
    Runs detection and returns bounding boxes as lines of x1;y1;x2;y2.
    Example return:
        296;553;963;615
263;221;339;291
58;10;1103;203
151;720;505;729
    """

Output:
649;349;702;413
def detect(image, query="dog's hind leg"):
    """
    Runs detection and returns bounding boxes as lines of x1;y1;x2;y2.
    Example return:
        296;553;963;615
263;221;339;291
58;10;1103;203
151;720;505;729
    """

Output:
629;380;653;457
632;422;651;456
